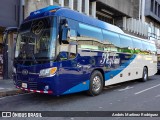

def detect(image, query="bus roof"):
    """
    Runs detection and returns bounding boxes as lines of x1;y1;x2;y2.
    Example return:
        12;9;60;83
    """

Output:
25;6;124;34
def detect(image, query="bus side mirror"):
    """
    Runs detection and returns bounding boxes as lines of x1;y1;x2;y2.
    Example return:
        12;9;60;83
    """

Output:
62;26;70;42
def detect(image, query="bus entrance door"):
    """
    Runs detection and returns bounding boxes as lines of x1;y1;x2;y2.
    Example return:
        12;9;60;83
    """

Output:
57;43;84;94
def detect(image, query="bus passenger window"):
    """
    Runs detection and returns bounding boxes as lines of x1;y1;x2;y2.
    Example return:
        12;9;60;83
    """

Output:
58;43;77;61
59;51;68;60
69;52;76;59
68;44;77;59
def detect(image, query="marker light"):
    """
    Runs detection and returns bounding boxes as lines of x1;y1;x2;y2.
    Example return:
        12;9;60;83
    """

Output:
49;9;57;13
39;67;57;77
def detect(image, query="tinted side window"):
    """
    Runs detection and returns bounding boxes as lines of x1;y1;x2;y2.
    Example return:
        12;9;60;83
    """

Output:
119;35;133;48
77;23;103;51
150;44;156;52
58;44;77;61
67;18;78;38
132;38;143;50
78;23;103;41
102;30;120;47
142;41;150;51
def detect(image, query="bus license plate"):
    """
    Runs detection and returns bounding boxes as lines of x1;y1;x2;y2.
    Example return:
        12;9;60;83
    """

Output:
22;83;27;88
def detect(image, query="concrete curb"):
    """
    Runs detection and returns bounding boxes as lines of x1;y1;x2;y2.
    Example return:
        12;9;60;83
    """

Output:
0;89;27;98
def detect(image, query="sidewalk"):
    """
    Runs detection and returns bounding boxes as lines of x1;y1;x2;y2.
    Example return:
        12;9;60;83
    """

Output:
0;79;25;97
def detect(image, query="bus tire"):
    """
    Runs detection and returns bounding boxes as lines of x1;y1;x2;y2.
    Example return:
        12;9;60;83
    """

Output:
141;67;148;82
87;71;103;96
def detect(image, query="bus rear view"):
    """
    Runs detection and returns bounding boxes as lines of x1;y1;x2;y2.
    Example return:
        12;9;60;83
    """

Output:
13;6;157;96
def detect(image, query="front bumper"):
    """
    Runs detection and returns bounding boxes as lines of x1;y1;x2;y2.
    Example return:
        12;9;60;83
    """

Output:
16;86;53;94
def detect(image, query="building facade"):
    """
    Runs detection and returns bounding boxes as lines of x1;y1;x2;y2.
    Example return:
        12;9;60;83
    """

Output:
144;0;160;50
0;0;20;79
0;0;20;42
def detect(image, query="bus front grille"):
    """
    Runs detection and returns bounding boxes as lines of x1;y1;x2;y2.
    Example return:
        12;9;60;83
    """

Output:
16;80;37;90
29;81;37;90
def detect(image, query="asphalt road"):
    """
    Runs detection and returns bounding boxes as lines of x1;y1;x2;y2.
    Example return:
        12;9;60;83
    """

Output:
0;74;160;120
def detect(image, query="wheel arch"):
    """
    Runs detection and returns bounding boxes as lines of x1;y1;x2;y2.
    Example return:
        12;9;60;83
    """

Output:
144;66;148;70
90;68;105;86
140;66;149;82
144;66;148;74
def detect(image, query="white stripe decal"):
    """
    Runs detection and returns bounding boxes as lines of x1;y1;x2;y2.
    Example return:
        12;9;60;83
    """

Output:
44;91;48;93
16;86;52;94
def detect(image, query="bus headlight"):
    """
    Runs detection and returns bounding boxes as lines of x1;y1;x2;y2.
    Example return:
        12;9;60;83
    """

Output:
39;67;57;77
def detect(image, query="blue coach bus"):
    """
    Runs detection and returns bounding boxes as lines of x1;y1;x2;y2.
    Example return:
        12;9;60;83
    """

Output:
13;6;157;96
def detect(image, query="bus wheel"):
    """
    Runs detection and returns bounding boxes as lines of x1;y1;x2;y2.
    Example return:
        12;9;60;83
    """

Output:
87;71;103;96
141;67;148;82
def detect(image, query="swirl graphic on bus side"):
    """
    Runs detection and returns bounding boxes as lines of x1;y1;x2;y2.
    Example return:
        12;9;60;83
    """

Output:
100;52;120;68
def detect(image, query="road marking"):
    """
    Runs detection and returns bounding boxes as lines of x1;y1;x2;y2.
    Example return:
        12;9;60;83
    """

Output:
118;86;133;91
155;95;160;98
103;85;121;90
0;97;5;100
135;84;160;95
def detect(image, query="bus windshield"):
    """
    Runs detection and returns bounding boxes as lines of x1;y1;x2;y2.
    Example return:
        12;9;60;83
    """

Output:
15;16;55;64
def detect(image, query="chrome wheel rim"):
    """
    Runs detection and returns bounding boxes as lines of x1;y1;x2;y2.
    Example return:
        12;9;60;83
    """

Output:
92;76;101;92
